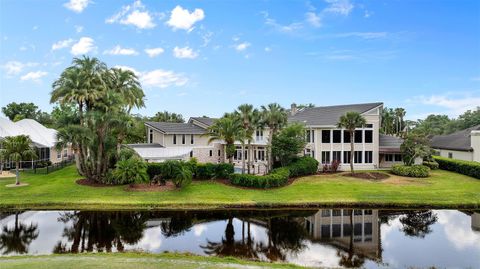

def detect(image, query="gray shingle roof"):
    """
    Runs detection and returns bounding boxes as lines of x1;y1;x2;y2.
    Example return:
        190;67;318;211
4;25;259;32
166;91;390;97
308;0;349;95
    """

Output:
288;102;383;126
379;134;403;149
430;125;480;152
145;122;207;134
189;117;218;127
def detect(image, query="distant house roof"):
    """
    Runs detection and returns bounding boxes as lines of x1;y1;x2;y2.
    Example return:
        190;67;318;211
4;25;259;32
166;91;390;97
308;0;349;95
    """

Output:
0;118;57;148
127;143;192;161
145;121;207;134
430;125;480;152
379;134;403;152
288;102;383;126
189;117;218;127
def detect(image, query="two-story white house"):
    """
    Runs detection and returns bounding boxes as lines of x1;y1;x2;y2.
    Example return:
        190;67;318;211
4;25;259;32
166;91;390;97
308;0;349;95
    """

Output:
130;102;404;172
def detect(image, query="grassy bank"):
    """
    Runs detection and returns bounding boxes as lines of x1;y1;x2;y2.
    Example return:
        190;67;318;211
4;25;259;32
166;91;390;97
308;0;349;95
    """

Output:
0;252;305;269
0;165;479;210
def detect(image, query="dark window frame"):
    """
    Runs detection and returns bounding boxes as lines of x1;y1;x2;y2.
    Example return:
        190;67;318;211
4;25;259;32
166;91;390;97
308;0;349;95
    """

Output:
322;130;331;143
333;130;341;143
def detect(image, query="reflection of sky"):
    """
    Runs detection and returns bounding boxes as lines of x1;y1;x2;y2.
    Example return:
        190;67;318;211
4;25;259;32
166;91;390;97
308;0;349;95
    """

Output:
0;210;479;268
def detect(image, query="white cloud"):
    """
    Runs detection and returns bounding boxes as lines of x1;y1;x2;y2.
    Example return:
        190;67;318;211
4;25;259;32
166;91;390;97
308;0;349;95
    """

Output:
323;0;354;16
264;47;272;52
70;37;95;55
114;65;188;88
262;12;303;33
234;42;251;52
20;71;48;82
334;32;388;39
32;26;39;31
173;46;198;59
144;47;164;57
166;5;205;31
51;38;74;50
104;45;139;56
305;12;321;27
106;0;156;29
19;46;28;51
2;61;38;75
75;25;84;33
64;0;90;13
411;92;480;117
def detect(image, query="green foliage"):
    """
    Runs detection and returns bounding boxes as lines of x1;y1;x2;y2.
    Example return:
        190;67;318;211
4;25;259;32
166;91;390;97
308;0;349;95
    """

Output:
112;157;148;184
422;161;439;170
271;123;306;166
229;167;290;188
411;108;479;136
205;115;244;163
400;134;431;166
195;163;235;179
381;107;406;136
433;156;480;179
392;164;430;178
151;111;185;123
287;157;319;177
0;135;38;184
171;166;193;188
118;147;137;161
147;161;234;181
2;102;39;121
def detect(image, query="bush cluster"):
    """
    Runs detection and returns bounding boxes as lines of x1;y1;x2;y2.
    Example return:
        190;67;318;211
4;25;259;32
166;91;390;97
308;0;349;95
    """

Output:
391;164;430;178
433;156;480;179
147;161;234;182
422;161;439;170
195;163;235;180
229;157;318;188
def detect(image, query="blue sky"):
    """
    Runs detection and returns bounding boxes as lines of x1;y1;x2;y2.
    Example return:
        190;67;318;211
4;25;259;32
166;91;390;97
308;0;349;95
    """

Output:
1;0;479;120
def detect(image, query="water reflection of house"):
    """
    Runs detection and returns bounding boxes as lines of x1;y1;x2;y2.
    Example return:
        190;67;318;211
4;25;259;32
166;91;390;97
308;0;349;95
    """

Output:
305;209;381;261
472;213;480;232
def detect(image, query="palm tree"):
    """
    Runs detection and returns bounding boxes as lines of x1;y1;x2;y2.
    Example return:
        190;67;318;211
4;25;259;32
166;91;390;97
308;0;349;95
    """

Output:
151;111;185;123
394;108;406;136
337;112;366;174
235;104;257;174
205;115;244;164
261;103;287;172
0;135;37;185
109;68;145;113
0;212;39;255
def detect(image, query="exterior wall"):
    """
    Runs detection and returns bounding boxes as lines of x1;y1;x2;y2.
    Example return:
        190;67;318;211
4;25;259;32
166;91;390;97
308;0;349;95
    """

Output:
49;146;74;164
147;127;165;145
378;153;403;168
435;148;473;162
472;131;480;162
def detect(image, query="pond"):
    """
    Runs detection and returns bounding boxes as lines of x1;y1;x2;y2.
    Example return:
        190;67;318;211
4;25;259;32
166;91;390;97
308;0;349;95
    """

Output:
0;209;479;268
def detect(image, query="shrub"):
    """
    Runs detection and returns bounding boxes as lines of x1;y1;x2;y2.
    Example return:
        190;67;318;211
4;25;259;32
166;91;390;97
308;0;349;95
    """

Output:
433;156;480;179
112;157;149;184
171;166;193;188
391;164;430;178
215;163;235;178
322;160;341;173
147;161;234;182
423;161;439;170
288;157;319;177
146;163;163;180
229;167;290;188
196;163;217;179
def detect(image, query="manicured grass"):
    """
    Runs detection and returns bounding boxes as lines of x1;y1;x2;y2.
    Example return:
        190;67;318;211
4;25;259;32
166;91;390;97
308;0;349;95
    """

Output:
0;252;305;269
0;165;479;209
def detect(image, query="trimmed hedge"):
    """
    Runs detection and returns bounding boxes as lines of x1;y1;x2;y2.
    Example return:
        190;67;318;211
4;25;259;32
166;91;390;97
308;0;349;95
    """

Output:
423;161;439;170
391;164;430;178
195;163;234;180
147;161;234;181
229;167;290;188
229;157;319;189
433;156;480;179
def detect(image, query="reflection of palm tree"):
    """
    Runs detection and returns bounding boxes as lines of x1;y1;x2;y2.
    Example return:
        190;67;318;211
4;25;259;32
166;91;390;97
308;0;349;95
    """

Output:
399;210;438;238
202;217;236;257
337;211;365;268
0;212;39;254
160;212;193;238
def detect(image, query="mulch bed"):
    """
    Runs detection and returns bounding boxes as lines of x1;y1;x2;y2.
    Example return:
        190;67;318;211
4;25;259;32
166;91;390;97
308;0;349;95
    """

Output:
215;177;297;190
125;181;177;192
344;172;390;180
76;178;117;187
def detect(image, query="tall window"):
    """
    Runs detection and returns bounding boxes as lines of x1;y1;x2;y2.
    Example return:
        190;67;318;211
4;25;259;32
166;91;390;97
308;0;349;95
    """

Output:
322;130;330;143
333;151;341;162
190;134;194;144
189;151;193;157
256;129;264;140
365;151;373;163
395;154;402;162
333;130;341;143
322;151;330;164
173;134;177;144
354;151;362;163
209;150;213;157
365;130;373;143
343;151;351;163
311;130;315;143
448;152;453;158
218;150;221;156
57;149;62;159
182;134;186;144
63;148;68;157
149;129;153;143
354;130;362;143
306;130;311;143
385;154;393;162
343;131;351;143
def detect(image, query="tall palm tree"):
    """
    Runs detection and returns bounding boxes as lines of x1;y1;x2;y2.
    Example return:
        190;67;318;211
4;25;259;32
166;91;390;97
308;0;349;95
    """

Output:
109;68;145;113
55;125;91;175
0;212;38;254
261;103;287;172
337;112;366;174
0;135;37;185
394;108;406;136
235;104;257;174
205;115;244;164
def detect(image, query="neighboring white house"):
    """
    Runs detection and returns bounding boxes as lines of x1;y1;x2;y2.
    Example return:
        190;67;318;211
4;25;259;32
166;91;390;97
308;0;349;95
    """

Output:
430;125;480;162
0;118;73;168
133;102;404;172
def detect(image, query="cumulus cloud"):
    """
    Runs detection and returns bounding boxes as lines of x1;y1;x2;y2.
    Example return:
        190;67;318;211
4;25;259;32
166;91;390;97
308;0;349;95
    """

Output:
262;11;303;33
104;45;139;56
20;71;48;82
106;0;156;29
115;65;188;89
409;92;480;117
234;42;251;52
51;38;74;50
64;0;90;13
1;61;38;75
323;0;354;16
144;47;165;58
71;37;95;55
166;5;205;31
173;46;198;59
305;12;321;27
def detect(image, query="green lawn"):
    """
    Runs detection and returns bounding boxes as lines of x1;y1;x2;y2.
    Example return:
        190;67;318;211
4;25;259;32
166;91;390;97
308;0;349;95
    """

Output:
0;165;479;209
0;252;305;269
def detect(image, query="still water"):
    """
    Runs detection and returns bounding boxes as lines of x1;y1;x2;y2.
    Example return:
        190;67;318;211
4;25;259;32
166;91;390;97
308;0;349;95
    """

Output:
0;209;479;268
